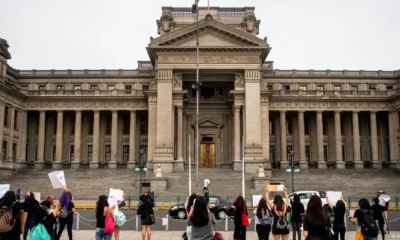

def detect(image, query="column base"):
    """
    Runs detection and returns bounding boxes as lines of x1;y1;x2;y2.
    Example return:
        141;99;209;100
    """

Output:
336;162;346;169
173;160;184;171
108;161;118;169
371;162;382;169
280;161;289;169
90;161;99;169
15;162;28;169
299;161;308;169
317;161;327;169
251;177;271;194
233;160;242;171
71;161;81;169
34;162;46;169
52;162;63;169
354;161;364;169
390;161;400;169
127;162;137;169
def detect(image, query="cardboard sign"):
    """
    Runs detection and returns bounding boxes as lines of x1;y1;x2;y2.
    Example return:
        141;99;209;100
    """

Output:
267;184;285;192
379;194;390;207
48;171;66;189
109;188;124;201
0;184;10;198
349;210;355;218
252;195;263;207
162;218;168;226
326;191;342;205
33;192;41;202
108;197;119;215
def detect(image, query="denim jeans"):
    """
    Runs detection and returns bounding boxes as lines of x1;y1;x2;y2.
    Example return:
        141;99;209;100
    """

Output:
23;217;35;240
95;228;113;240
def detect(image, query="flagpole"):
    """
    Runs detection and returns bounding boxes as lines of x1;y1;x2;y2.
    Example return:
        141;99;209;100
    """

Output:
195;0;200;195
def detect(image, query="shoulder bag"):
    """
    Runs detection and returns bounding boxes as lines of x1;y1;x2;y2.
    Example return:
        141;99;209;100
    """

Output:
104;209;116;234
144;210;156;225
212;214;224;240
242;205;250;227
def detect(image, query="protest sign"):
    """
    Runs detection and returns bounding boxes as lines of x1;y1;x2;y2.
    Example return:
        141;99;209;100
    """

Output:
48;171;66;189
252;195;263;207
0;184;10;198
326;191;342;205
109;188;124;201
267;184;285;192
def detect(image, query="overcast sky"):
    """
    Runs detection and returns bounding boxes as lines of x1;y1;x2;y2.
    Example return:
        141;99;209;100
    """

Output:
1;0;399;70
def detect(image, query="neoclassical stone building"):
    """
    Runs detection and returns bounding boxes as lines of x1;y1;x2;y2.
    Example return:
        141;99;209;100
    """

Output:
1;7;399;174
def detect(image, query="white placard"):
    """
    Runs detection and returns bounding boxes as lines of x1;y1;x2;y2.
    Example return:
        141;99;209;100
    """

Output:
277;185;285;192
349;210;355;218
48;171;66;189
33;192;41;202
0;184;10;198
252;195;263;207
109;188;124;201
162;218;168;226
379;194;390;207
108;197;119;215
326;191;342;205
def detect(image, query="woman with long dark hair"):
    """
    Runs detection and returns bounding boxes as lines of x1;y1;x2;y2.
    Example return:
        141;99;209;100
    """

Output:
371;196;389;240
23;191;39;240
32;199;62;239
254;198;272;240
185;194;197;240
303;195;328;240
187;196;213;240
327;194;347;240
232;195;247;240
137;195;155;240
56;191;75;240
265;187;289;240
95;195;114;240
290;194;304;240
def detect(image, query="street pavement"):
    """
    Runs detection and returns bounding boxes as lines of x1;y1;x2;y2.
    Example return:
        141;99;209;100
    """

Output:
52;231;400;240
74;210;400;231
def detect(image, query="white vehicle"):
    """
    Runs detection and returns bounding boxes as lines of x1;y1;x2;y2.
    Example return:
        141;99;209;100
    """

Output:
288;191;330;211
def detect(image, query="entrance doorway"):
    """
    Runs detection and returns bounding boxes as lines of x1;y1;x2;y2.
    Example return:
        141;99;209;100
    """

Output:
200;134;216;168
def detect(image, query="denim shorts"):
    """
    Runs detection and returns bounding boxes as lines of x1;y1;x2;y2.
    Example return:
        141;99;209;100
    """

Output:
95;228;113;240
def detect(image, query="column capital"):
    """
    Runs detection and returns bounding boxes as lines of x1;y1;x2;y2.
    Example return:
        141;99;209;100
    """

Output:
298;110;305;114
334;110;342;114
75;110;82;113
280;110;286;114
57;110;64;113
39;110;46;113
177;105;183;111
234;105;241;112
93;110;100;113
130;109;137;113
112;110;118;113
352;110;360;113
316;110;323;113
370;110;377;114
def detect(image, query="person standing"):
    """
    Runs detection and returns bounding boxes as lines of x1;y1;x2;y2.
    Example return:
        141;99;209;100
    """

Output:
326;195;347;240
95;195;115;240
371;196;389;240
254;198;272;240
290;194;304;240
303;195;329;240
23;192;40;240
137;195;155;240
185;194;197;240
56;192;75;240
349;198;379;240
265;187;290;240
232;195;247;240
113;194;126;240
187;196;214;240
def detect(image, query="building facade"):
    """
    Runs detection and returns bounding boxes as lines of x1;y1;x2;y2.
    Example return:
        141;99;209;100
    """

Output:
0;7;399;173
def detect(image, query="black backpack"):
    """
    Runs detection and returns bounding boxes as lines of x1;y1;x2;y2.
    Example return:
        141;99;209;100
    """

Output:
361;211;379;238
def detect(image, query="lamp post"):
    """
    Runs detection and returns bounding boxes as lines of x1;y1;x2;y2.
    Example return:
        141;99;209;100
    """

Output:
135;148;148;197
286;150;300;192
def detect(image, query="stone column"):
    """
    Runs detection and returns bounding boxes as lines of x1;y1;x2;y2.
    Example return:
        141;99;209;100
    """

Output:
7;107;15;162
53;110;64;168
370;111;380;168
36;110;46;168
18;110;28;167
71;111;81;168
109;110;118;168
353;111;363;168
280;111;288;168
261;104;270;169
147;94;157;165
0;104;4;162
335;111;344;169
176;106;184;169
298;111;307;169
128;110;136;169
316;111;326;168
233;106;241;170
90;110;100;168
388;111;399;168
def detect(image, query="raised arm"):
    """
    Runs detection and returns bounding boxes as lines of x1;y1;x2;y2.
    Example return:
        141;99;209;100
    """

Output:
326;195;333;209
265;187;274;208
341;195;348;209
284;187;289;207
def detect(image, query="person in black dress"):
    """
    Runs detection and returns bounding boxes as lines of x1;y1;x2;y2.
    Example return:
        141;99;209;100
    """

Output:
265;187;290;240
57;192;75;240
23;191;40;240
137;195;155;240
232;195;247;240
327;194;347;240
371;196;389;240
290;194;304;240
303;195;329;240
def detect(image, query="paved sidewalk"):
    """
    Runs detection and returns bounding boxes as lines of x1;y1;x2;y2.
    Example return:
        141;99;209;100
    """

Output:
51;231;400;240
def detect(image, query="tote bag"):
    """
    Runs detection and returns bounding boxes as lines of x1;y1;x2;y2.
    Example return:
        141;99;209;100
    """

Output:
104;211;116;234
242;205;250;227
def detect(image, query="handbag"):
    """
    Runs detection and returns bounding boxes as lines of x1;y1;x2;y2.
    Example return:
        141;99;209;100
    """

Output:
104;209;116;234
145;210;156;225
212;214;224;240
242;205;250;227
115;211;127;227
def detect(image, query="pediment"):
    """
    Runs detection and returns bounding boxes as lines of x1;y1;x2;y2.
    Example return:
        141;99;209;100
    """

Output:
193;118;224;128
149;18;269;49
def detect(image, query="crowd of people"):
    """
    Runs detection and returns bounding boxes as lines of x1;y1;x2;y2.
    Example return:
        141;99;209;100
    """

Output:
0;185;390;240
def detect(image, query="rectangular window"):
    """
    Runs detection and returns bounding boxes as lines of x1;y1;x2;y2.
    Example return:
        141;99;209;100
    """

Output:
70;145;74;162
141;117;148;135
142;84;149;90
317;85;324;91
39;85;46;90
57;85;64;90
369;85;376;90
52;145;56;161
267;85;273;90
324;145;328;162
71;119;75;135
387;86;393;90
88;145;93;162
14;111;19;131
191;89;196;97
270;145;275;165
123;145;129;163
4;106;9;127
88;118;94;135
351;85;358;91
286;117;293;135
334;85;341;91
283;85;290;94
90;85;98;91
322;119;327;135
106;117;112;135
108;85;115;91
125;85;132;94
342;145;346;162
299;85;307;91
105;145;111;163
218;88;224;97
305;145;311;164
287;145;293;161
2;141;7;160
304;117;310;135
22;85;28;90
200;87;215;98
269;120;275;135
123;116;130;135
74;85;81;91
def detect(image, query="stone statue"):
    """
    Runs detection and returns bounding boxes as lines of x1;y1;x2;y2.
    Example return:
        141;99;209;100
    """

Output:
234;73;244;88
173;74;182;88
155;164;163;178
0;38;11;59
257;163;265;177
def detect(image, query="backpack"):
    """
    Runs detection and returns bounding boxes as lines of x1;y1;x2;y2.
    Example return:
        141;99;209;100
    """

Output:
59;208;70;219
361;211;379;238
274;205;288;229
0;203;16;233
30;217;51;240
258;208;272;225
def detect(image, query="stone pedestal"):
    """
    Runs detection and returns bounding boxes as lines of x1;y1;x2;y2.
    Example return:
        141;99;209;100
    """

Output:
233;160;242;171
90;161;99;169
251;176;271;194
173;160;184;171
127;162;136;169
354;162;364;169
150;178;167;192
372;162;382;169
52;162;63;169
71;161;81;169
390;162;399;169
299;161;308;169
108;161;118;169
280;162;289;169
34;162;45;169
317;161;327;169
336;162;346;169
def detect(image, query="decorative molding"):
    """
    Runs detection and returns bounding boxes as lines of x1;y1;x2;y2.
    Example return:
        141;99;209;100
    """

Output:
245;70;261;80
234;73;244;88
157;70;173;79
158;55;257;64
23;100;148;110
157;79;173;83
173;73;182;88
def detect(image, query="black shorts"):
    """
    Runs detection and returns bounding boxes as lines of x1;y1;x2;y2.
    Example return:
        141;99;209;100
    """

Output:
272;225;289;235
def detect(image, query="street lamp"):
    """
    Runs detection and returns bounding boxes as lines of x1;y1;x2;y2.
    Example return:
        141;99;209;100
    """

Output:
285;151;300;192
135;148;148;197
